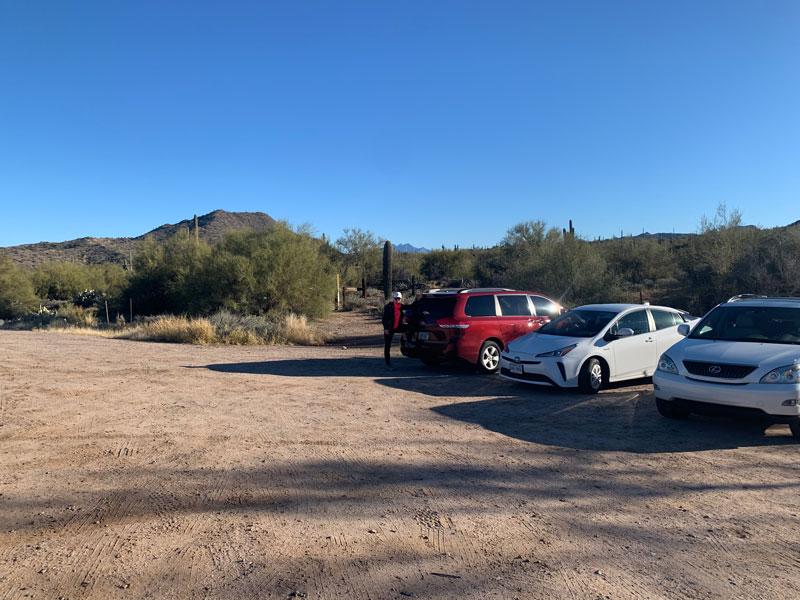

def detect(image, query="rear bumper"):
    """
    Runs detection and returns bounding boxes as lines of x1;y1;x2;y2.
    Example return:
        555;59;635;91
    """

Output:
653;371;800;418
400;335;460;361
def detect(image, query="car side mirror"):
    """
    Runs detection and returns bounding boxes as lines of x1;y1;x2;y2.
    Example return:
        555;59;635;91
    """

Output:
677;323;690;337
616;327;635;338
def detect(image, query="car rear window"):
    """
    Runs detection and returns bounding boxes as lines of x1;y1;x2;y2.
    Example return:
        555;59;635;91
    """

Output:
414;297;457;320
464;295;496;317
498;295;532;316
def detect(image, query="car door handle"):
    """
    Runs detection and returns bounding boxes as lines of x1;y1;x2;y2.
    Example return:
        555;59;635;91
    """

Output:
645;338;654;342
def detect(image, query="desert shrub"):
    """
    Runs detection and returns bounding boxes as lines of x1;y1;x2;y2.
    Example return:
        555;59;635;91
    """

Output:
0;310;64;331
207;309;283;344
56;303;99;327
121;315;215;344
31;262;91;300
497;221;620;306
342;292;369;311
283;313;329;345
126;229;211;315
0;255;40;319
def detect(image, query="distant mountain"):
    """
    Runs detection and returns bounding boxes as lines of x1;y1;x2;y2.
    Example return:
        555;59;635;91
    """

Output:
0;209;276;268
395;242;430;253
139;210;275;243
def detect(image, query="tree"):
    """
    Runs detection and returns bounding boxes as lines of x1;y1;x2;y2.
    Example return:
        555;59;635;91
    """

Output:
0;255;39;319
335;228;383;284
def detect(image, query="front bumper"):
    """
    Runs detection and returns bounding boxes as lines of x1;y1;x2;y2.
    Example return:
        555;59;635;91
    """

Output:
498;355;576;388
653;371;800;417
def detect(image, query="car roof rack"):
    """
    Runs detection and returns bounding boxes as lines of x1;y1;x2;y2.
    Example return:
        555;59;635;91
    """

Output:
726;294;800;303
458;288;514;294
726;294;768;302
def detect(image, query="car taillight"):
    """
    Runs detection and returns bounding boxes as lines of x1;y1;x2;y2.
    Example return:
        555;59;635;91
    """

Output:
436;318;469;329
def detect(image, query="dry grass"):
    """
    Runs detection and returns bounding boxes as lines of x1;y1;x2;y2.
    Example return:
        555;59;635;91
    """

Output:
30;312;329;346
217;328;260;345
119;316;216;344
283;313;330;345
36;326;119;338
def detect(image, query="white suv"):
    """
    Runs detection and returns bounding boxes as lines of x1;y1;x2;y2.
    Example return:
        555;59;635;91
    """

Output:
653;296;800;439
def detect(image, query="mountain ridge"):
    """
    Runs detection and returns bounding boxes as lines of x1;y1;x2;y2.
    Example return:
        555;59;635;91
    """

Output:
0;210;277;268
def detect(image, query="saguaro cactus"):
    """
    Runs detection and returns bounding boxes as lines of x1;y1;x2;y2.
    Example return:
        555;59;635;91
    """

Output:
383;240;393;302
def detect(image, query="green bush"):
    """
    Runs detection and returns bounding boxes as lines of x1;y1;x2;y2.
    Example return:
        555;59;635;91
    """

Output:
0;255;39;319
208;309;283;344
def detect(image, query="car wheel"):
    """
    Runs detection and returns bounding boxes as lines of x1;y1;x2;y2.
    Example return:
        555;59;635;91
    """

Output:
578;358;603;393
656;397;691;419
421;358;441;367
789;419;800;440
478;341;501;373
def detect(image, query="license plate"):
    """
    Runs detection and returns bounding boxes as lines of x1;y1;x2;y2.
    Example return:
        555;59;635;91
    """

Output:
417;332;429;341
510;363;523;375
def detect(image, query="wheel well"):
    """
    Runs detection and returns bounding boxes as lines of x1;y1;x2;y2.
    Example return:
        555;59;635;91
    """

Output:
582;355;610;380
482;338;503;351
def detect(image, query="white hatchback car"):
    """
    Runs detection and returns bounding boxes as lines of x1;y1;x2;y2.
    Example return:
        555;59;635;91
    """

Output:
499;303;694;393
653;296;800;439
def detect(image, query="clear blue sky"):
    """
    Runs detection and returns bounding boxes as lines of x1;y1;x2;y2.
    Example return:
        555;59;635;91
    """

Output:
1;1;798;248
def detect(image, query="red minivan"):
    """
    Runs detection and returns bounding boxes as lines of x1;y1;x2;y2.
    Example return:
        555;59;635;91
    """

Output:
400;288;563;372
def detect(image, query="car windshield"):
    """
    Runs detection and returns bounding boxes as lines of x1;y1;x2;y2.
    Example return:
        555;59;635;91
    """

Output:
537;309;618;338
689;305;800;344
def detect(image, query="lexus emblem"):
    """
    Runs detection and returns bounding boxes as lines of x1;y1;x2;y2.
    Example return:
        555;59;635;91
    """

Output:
708;365;722;375
514;356;521;364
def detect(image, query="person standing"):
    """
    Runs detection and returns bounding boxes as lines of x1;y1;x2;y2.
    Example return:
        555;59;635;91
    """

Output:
382;291;405;370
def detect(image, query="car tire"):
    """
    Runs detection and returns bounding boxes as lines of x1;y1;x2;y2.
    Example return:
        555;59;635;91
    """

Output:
421;358;441;367
578;358;603;393
656;397;691;419
789;419;800;440
477;340;501;373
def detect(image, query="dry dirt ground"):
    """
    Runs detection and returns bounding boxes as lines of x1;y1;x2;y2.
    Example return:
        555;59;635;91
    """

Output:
1;311;799;600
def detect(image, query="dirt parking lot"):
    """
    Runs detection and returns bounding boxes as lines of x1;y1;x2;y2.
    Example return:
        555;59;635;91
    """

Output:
1;314;799;599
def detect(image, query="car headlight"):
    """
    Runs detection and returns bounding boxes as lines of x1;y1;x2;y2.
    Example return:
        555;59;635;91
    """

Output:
657;354;678;374
760;364;800;384
536;344;577;358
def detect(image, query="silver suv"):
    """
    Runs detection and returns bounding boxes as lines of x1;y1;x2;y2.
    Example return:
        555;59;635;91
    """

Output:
653;295;800;439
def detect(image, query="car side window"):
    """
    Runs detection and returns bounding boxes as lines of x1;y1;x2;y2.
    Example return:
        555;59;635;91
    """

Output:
530;295;559;317
498;295;532;316
464;295;496;317
613;309;651;335
651;309;677;331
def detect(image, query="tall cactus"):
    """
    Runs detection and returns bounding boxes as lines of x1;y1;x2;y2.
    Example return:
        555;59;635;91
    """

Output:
383;240;393;302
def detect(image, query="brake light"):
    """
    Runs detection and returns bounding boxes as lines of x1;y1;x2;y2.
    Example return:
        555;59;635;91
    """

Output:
436;318;469;329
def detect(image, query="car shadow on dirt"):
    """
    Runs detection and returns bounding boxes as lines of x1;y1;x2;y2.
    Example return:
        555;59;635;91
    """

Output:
375;373;797;453
430;394;796;453
190;357;436;377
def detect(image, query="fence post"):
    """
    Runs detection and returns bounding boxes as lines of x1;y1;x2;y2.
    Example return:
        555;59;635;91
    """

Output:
335;274;341;311
362;277;366;299
105;300;110;324
130;298;133;323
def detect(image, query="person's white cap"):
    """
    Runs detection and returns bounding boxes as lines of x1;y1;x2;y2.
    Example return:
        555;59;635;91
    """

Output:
393;291;402;299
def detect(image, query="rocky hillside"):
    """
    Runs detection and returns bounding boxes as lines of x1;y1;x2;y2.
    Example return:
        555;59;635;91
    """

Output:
0;210;276;268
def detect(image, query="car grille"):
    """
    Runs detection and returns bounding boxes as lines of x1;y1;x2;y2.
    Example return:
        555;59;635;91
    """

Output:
500;368;556;385
682;361;756;379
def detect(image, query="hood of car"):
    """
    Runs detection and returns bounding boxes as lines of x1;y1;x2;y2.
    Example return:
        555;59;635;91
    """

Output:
506;333;590;356
674;338;800;367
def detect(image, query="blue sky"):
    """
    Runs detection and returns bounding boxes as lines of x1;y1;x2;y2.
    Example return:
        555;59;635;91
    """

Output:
1;1;798;248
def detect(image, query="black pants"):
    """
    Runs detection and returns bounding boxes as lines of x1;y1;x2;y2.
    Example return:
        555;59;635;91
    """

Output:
384;331;396;365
